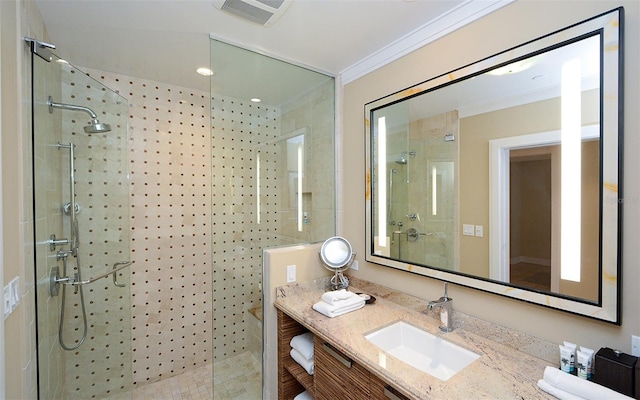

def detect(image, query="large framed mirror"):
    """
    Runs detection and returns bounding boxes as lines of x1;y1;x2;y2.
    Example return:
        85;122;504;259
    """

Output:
365;8;623;324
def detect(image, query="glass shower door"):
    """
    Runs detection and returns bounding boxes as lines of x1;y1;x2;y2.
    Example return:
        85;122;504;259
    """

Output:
32;51;132;400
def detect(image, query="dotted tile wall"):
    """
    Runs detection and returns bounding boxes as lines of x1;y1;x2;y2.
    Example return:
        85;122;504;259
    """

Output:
84;68;213;387
58;66;132;400
210;95;281;361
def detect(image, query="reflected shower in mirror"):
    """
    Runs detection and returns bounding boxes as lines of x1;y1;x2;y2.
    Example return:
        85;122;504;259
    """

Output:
365;8;623;323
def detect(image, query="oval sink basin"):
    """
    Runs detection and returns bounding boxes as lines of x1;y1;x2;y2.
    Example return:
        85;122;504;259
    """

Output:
365;321;480;381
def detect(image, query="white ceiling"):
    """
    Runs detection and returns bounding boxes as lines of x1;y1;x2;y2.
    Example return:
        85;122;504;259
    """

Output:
34;0;510;99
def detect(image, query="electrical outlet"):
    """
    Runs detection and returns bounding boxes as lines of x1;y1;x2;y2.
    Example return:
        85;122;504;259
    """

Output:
475;225;484;237
286;265;296;283
351;260;359;271
632;335;640;357
462;224;475;236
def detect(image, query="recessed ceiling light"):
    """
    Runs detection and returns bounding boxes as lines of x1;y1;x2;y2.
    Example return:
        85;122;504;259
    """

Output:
251;98;262;103
486;59;535;76
196;67;214;76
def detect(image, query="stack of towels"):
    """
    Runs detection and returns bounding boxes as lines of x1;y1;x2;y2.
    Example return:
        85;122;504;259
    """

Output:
538;366;634;400
290;332;314;375
293;390;313;400
312;289;366;318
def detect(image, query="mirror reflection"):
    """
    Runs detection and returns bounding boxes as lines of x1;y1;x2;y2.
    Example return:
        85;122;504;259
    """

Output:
365;8;622;323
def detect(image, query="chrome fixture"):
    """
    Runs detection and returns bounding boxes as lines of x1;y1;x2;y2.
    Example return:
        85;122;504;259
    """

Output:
51;260;132;291
406;212;420;221
388;168;396;225
50;140;130;350
63;201;81;215
396;151;416;165
427;283;454;332
319;236;355;290
48;96;112;133
24;37;55;61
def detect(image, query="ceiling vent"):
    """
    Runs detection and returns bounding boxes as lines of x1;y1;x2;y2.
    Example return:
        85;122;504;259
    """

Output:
213;0;293;26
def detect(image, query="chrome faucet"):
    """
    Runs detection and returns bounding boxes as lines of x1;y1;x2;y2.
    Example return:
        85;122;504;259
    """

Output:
427;283;454;332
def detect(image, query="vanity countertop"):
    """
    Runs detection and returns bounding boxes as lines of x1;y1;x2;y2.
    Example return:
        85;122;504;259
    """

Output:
274;277;556;399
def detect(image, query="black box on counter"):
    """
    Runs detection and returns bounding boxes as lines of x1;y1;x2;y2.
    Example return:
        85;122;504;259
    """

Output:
636;360;640;400
593;347;637;398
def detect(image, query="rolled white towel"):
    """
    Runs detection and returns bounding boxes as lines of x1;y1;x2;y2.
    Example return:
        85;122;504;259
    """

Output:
541;366;634;400
321;289;358;305
312;296;365;318
290;332;314;360
294;390;313;400
537;379;583;400
290;348;314;375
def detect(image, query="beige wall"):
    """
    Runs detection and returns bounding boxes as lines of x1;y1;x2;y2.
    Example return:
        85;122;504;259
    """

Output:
343;0;640;353
262;243;329;400
459;90;599;277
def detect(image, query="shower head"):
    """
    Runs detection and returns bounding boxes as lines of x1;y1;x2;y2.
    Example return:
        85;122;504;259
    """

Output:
48;96;112;133
395;151;415;164
84;119;112;133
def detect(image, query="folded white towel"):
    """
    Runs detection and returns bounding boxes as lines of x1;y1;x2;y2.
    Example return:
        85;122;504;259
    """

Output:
290;348;314;375
321;289;358;305
537;379;583;400
539;366;633;400
290;332;314;361
312;296;365;318
294;389;313;400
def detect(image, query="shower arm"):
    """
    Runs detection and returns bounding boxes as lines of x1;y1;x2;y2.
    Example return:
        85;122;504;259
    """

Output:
49;97;98;119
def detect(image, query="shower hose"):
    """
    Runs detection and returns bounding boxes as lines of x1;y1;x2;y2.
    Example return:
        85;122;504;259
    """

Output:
58;249;88;351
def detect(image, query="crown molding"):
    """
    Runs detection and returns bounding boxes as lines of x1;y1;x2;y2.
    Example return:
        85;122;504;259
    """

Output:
340;0;515;85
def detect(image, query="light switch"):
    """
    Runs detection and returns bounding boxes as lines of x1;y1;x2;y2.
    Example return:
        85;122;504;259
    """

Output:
475;225;484;237
3;285;11;320
286;265;296;283
462;224;475;236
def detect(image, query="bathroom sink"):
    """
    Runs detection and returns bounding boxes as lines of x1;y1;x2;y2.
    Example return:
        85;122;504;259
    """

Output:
365;321;480;381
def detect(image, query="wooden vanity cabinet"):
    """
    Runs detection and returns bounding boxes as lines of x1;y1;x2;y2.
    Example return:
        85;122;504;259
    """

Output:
277;310;314;399
314;336;371;400
277;308;412;400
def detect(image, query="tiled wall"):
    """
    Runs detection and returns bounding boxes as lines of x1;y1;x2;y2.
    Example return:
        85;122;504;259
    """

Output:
58;67;131;399
210;95;281;361
83;68;213;387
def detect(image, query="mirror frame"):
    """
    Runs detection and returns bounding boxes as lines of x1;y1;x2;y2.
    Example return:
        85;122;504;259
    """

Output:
364;8;623;324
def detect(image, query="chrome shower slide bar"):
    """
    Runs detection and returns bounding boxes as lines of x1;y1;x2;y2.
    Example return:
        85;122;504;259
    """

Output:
58;142;78;254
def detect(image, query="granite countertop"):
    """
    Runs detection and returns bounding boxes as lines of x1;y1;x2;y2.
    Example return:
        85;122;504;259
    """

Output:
274;277;556;400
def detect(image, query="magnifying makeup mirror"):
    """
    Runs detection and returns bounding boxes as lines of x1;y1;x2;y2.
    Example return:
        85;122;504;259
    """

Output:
319;236;356;290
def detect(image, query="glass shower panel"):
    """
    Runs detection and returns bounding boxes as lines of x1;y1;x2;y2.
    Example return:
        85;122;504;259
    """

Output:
32;52;132;400
210;39;335;399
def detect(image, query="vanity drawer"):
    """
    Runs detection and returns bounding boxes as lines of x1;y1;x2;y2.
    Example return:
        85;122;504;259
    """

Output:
370;373;412;400
314;337;371;400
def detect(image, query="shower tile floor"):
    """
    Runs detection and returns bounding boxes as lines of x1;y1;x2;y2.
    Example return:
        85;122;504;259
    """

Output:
110;352;262;400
